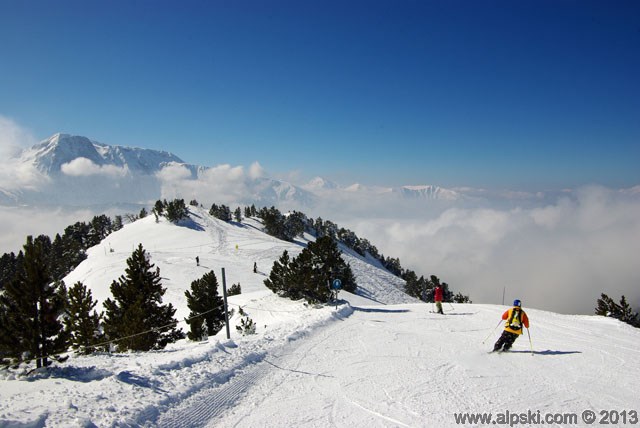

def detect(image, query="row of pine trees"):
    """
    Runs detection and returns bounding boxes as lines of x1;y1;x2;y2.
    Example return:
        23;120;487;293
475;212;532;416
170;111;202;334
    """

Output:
0;237;231;369
0;201;238;369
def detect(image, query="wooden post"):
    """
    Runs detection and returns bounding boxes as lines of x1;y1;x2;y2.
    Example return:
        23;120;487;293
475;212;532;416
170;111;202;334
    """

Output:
222;267;230;339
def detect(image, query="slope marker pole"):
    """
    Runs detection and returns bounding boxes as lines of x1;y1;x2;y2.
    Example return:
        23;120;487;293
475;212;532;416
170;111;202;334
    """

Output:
222;267;231;340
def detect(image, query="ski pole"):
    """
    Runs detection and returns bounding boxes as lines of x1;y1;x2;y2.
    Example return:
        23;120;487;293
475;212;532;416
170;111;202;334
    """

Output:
448;302;455;310
482;320;503;344
526;328;534;356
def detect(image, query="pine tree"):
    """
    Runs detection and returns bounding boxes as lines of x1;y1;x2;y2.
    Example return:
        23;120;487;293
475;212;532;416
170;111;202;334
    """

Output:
402;270;423;299
618;296;640;327
283;211;306;240
0;236;67;367
595;293;621;318
596;294;640;328
113;215;124;231
209;203;232;222
258;206;287;240
264;250;292;295
65;282;103;354
234;207;242;223
103;244;184;351
0;252;20;291
165;199;189;223
453;292;472;303
184;271;225;341
265;237;357;303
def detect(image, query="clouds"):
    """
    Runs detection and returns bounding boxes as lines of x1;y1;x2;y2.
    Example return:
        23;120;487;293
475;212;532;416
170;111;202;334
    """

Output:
340;186;640;315
0;205;98;255
0;115;46;189
0;115;37;158
248;161;265;180
61;157;129;177
156;162;251;205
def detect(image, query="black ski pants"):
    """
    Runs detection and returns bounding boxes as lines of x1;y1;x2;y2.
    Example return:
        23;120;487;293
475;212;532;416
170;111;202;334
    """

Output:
493;330;519;351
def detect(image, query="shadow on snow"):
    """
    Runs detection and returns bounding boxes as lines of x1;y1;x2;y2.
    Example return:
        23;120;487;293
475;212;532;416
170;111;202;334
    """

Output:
509;349;582;356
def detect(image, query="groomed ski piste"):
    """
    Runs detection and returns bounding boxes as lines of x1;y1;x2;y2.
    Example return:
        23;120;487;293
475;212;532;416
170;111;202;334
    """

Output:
1;207;639;427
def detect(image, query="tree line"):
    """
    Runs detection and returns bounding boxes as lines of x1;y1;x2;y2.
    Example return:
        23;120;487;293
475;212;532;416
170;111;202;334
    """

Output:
595;294;640;328
240;205;471;304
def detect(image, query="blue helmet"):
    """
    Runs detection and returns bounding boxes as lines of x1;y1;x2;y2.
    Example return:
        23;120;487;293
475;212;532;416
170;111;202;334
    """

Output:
513;299;521;307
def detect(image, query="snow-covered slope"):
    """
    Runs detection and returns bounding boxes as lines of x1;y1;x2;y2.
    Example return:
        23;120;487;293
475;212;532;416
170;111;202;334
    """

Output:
0;208;638;427
61;206;412;321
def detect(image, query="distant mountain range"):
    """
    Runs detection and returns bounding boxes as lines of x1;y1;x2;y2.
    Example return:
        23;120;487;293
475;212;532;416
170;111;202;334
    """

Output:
0;133;558;208
0;133;472;207
1;133;318;207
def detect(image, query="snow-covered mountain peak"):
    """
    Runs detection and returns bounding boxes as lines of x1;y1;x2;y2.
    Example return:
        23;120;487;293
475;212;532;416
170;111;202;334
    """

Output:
304;177;339;191
24;133;186;176
393;184;461;200
3;132;464;207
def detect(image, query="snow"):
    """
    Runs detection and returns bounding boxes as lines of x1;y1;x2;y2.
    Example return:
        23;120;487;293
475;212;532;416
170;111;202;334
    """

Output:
1;207;639;427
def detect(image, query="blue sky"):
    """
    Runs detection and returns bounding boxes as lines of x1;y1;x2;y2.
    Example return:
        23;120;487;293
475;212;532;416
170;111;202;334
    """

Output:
1;0;639;189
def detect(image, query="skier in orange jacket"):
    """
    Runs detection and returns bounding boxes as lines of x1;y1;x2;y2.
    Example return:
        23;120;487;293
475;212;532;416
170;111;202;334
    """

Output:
493;299;529;352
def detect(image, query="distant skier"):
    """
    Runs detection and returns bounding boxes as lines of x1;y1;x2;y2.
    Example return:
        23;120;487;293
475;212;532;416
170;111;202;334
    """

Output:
196;256;200;267
434;284;444;314
253;262;257;273
493;299;530;352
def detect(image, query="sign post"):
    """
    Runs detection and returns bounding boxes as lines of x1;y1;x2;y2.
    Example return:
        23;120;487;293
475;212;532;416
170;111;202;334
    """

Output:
331;278;342;309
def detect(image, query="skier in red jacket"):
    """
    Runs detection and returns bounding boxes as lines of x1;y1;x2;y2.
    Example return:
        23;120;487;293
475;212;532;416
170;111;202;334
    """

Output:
434;285;444;314
493;299;530;352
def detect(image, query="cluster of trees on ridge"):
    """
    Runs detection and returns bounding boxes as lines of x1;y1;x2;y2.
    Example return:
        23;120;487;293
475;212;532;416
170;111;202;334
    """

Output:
595;294;640;328
0;235;239;368
0;201;243;369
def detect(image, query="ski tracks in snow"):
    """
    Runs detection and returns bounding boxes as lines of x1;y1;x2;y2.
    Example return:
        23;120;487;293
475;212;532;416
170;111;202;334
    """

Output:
156;356;270;428
143;303;640;428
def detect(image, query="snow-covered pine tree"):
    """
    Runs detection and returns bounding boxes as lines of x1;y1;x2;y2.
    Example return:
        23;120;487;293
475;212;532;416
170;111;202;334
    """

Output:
64;282;103;354
103;244;184;351
184;270;225;341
